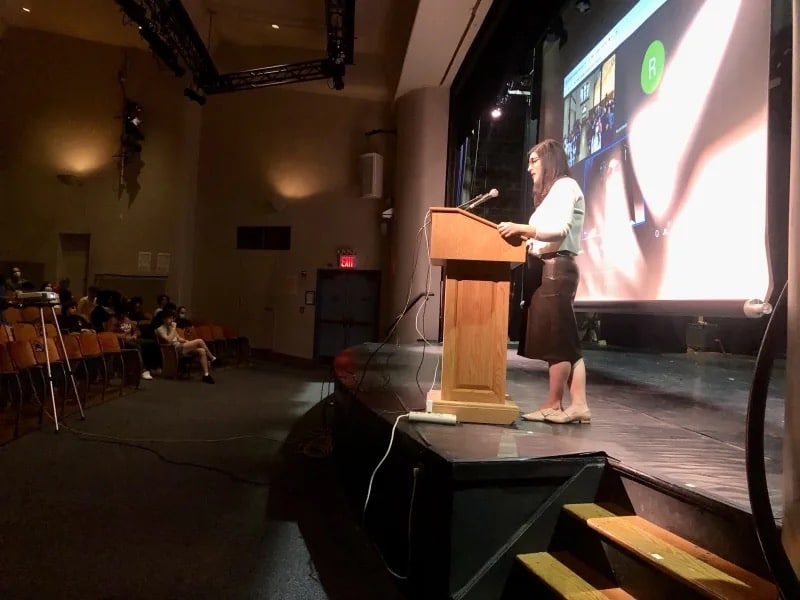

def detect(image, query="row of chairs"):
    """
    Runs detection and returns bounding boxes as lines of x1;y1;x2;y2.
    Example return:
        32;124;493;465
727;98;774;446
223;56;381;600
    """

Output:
160;326;250;379
0;329;141;438
2;306;60;324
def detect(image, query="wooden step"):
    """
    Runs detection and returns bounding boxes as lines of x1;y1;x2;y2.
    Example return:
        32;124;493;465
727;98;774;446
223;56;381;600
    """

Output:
517;552;635;599
564;503;777;600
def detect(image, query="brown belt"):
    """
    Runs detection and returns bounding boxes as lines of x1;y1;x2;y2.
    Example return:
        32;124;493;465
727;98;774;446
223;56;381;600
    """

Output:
537;251;576;260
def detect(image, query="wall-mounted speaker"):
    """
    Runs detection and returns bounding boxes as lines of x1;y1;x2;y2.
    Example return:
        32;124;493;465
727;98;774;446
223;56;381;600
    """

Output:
360;153;383;199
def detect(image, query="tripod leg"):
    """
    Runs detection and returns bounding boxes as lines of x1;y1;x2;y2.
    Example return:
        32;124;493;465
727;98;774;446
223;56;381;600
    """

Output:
50;307;85;419
39;307;59;432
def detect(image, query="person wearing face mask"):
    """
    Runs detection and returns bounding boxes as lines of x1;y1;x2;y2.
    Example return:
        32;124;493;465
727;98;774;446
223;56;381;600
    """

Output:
176;306;192;329
5;267;30;292
497;139;589;425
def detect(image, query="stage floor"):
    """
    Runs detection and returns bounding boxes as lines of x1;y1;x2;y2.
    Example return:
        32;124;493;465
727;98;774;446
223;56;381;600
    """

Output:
335;343;784;518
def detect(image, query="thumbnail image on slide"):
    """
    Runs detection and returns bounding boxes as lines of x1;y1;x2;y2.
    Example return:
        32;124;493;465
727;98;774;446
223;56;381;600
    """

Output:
563;55;616;167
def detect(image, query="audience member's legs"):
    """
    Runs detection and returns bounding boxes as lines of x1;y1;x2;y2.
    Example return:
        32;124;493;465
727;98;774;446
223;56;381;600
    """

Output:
182;338;216;361
122;339;152;379
185;346;215;383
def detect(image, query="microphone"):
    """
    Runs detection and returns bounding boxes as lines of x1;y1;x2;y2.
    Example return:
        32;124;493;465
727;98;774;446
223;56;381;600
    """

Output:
461;188;499;211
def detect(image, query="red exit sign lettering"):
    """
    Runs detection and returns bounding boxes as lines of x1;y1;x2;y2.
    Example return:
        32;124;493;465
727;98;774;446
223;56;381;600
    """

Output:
339;254;356;269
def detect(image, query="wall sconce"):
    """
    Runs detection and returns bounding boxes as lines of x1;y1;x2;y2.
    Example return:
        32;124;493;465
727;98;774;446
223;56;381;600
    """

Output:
56;174;84;187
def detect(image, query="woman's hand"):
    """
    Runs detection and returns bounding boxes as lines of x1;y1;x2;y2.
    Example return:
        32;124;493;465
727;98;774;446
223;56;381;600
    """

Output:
497;222;522;238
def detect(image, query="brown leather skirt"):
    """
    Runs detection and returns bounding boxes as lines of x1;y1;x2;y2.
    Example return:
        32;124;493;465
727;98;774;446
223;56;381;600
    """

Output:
518;254;582;364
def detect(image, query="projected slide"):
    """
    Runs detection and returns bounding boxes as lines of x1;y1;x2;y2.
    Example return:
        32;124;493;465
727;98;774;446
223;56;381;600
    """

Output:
559;0;770;305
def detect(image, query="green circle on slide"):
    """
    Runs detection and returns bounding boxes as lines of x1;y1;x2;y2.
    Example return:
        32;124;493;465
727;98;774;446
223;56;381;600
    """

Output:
641;40;665;94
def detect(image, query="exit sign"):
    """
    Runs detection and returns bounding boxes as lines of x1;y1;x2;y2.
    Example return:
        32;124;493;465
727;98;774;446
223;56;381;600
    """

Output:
339;254;357;269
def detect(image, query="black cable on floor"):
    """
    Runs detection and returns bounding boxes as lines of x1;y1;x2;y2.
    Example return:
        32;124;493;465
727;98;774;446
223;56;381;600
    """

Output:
65;428;272;487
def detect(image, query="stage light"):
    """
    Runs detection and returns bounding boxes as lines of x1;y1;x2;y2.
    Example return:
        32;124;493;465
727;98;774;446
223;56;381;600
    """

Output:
122;100;144;155
575;0;591;13
183;87;206;105
271;24;280;30
115;0;147;28
22;7;31;13
490;107;502;119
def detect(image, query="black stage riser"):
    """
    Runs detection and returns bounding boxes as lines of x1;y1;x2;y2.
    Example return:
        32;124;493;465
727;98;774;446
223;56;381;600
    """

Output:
333;387;606;599
332;384;774;600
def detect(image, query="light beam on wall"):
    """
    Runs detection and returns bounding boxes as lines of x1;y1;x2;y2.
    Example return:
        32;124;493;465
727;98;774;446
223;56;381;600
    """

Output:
266;163;326;201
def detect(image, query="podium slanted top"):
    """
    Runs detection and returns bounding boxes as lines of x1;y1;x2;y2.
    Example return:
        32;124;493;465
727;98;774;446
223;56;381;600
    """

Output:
429;207;526;265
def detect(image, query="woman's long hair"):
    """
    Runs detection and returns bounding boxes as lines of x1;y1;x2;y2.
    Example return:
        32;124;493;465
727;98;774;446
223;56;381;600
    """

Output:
530;139;571;208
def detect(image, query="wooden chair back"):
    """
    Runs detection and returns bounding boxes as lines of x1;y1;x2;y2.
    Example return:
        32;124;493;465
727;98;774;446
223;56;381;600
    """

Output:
12;323;37;342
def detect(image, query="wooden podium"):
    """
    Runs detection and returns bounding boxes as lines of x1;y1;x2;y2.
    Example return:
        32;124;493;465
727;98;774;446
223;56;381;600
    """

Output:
428;207;526;425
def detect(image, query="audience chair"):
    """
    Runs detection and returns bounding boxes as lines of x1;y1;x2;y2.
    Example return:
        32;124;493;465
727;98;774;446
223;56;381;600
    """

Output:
31;337;68;417
7;340;44;431
20;307;40;323
192;325;219;359
223;327;250;365
98;332;142;390
77;332;108;404
56;334;88;405
43;307;60;323
38;323;58;339
158;341;201;380
12;323;37;342
0;343;24;438
2;307;21;324
210;325;230;361
96;333;126;396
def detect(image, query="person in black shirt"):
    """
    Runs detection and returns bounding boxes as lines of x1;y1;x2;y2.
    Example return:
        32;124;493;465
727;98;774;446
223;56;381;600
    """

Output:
58;301;94;334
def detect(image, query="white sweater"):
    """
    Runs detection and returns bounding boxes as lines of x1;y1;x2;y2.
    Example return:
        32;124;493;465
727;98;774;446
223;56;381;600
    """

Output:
526;177;585;257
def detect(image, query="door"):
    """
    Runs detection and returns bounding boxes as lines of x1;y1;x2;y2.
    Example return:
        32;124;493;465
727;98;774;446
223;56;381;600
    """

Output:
59;233;90;295
236;252;279;350
313;269;381;361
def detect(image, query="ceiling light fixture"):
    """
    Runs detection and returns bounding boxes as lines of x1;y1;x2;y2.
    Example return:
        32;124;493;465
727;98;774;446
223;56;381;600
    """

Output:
22;7;31;12
271;24;280;30
575;0;591;13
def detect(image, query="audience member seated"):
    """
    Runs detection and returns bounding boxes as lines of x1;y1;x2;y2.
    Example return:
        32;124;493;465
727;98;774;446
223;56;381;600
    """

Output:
58;301;94;334
153;294;170;317
176;305;192;329
128;296;148;323
90;291;117;332
56;278;72;307
77;286;98;320
113;308;153;380
155;309;216;384
150;301;177;333
5;267;31;292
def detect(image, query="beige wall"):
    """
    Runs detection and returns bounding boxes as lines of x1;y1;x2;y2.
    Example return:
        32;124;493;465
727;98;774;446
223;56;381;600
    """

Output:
390;86;448;344
0;28;199;299
192;64;394;358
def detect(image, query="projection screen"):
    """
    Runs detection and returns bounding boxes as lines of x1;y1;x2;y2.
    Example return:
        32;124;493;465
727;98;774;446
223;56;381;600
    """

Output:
542;0;773;314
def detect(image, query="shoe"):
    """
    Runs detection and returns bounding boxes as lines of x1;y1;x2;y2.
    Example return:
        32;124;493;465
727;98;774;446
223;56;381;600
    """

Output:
545;407;591;424
141;371;153;380
521;407;561;422
202;374;215;384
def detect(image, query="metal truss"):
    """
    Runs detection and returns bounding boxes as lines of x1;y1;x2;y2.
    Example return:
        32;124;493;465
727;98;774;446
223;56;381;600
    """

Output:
203;59;337;94
325;0;355;66
115;0;217;82
156;0;218;83
115;0;354;95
